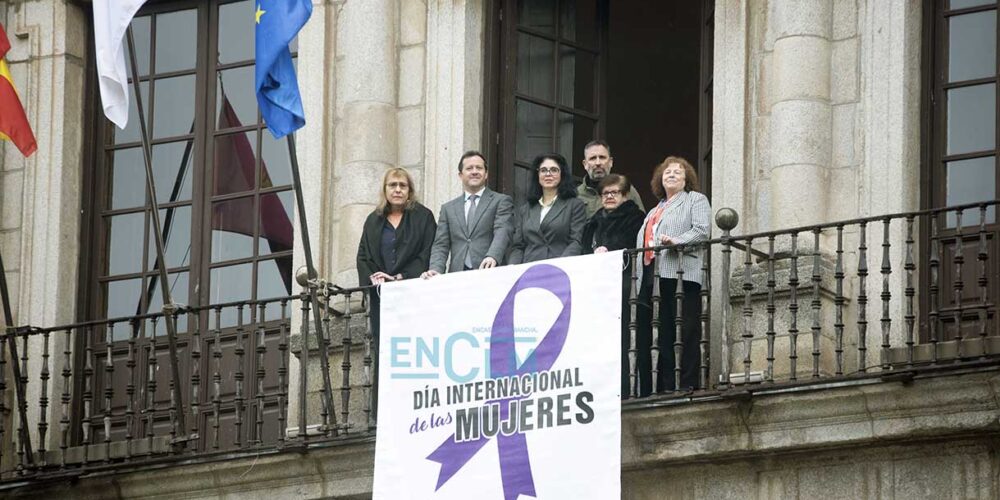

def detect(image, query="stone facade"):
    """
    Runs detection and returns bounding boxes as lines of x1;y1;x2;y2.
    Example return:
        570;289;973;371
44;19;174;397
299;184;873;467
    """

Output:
0;0;996;498
10;369;1000;499
712;0;924;387
1;0;86;455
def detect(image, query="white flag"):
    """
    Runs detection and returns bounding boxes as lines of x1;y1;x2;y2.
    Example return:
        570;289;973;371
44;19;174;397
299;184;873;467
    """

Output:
93;0;148;129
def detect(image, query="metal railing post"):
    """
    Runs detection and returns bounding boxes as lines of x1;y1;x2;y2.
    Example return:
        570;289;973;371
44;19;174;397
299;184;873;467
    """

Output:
714;208;739;389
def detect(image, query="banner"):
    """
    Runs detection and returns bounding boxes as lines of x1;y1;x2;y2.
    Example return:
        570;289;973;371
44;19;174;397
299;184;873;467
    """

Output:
374;252;622;500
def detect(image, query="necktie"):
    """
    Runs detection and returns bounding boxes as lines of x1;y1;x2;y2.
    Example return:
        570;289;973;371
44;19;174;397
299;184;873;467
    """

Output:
466;194;479;224
464;194;479;268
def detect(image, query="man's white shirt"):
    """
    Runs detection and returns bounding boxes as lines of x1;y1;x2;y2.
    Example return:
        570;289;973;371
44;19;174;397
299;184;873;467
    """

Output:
464;187;487;220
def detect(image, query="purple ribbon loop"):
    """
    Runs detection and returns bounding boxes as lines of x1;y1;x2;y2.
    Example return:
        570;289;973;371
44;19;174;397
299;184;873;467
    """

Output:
427;264;572;500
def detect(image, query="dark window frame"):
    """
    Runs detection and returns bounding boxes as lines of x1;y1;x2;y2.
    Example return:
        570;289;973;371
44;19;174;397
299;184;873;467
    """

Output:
698;0;715;194
485;0;610;203
920;0;999;342
77;0;294;448
484;0;715;202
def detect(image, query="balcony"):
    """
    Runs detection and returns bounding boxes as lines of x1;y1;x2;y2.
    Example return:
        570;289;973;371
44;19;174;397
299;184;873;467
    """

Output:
0;201;998;497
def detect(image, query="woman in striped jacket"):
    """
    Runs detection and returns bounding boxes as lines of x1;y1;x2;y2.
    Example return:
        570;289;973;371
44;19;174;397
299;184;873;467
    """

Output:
633;156;711;396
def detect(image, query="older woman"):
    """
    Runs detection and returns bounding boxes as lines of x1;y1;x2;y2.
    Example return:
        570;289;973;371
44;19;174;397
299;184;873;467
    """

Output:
634;156;710;396
581;173;645;398
508;153;587;265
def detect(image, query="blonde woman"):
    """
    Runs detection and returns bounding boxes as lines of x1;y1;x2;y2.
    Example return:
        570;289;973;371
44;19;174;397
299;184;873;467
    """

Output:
357;167;437;333
356;167;435;415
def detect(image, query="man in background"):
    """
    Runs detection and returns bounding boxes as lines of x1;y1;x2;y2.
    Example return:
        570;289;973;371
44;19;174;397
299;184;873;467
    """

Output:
577;140;644;217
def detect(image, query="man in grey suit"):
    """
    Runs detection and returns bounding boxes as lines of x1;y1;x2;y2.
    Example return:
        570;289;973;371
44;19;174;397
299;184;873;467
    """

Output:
421;151;514;277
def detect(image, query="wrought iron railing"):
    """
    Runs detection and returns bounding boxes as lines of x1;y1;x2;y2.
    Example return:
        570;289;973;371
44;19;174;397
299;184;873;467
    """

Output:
621;199;999;398
0;200;996;483
0;282;375;480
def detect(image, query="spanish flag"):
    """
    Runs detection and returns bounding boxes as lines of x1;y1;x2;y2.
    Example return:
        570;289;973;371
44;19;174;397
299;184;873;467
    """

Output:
0;23;37;157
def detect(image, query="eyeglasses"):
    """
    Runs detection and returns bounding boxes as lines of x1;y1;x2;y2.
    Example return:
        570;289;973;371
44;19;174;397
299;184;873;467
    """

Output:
601;190;622;198
538;167;561;175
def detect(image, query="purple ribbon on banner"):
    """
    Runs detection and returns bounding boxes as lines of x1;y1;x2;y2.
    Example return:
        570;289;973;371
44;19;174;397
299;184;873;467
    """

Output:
427;264;572;500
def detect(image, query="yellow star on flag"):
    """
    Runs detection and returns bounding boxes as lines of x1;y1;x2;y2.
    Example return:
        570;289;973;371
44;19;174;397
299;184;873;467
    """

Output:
255;3;266;24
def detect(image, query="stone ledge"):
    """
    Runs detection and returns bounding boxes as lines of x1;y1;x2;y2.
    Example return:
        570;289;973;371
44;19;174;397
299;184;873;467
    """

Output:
3;437;377;500
6;369;999;498
289;314;370;355
622;368;1000;469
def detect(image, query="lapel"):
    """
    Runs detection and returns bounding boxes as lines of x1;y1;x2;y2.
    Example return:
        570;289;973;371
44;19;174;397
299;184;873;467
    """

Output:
466;188;493;235
541;196;567;230
526;202;543;235
454;193;471;236
369;213;389;271
662;191;688;223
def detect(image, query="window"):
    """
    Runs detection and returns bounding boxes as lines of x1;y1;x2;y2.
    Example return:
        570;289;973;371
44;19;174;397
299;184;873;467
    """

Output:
924;0;999;341
81;0;294;448
486;0;712;207
492;0;606;205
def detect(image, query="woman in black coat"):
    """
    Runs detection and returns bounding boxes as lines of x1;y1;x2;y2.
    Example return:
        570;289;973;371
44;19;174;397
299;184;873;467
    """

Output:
357;167;436;412
357;167;437;290
581;174;645;399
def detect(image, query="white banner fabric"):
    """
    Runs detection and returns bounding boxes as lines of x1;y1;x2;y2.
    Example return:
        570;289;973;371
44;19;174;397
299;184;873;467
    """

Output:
373;252;622;500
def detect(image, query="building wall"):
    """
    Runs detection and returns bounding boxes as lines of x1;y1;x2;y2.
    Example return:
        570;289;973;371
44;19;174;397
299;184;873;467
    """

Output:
10;369;1000;499
0;0;995;495
711;0;924;383
713;0;921;234
0;0;85;331
0;0;87;453
0;1;926;334
290;0;484;291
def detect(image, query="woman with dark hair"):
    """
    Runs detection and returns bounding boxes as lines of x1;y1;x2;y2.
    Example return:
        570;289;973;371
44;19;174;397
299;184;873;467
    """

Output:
508;153;587;264
634;156;711;396
581;173;645;398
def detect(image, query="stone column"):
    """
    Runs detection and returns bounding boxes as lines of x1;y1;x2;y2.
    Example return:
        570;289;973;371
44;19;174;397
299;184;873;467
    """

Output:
710;0;751;391
768;0;833;229
329;0;398;286
727;0;846;383
289;0;399;433
858;0;923;352
292;0;339;283
0;0;87;457
423;0;485;213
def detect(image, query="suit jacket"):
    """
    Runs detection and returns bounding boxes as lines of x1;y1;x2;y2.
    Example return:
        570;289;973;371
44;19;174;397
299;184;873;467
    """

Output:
635;191;711;285
428;188;514;273
508;196;587;265
357;203;437;286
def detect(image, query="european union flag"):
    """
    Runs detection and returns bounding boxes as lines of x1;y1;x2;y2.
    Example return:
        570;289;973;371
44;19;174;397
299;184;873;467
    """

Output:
255;0;312;138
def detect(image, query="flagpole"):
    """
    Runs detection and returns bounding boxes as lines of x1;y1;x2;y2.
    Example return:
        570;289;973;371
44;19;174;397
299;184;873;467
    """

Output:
286;132;338;435
136;120;195;320
124;26;187;435
0;250;34;464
